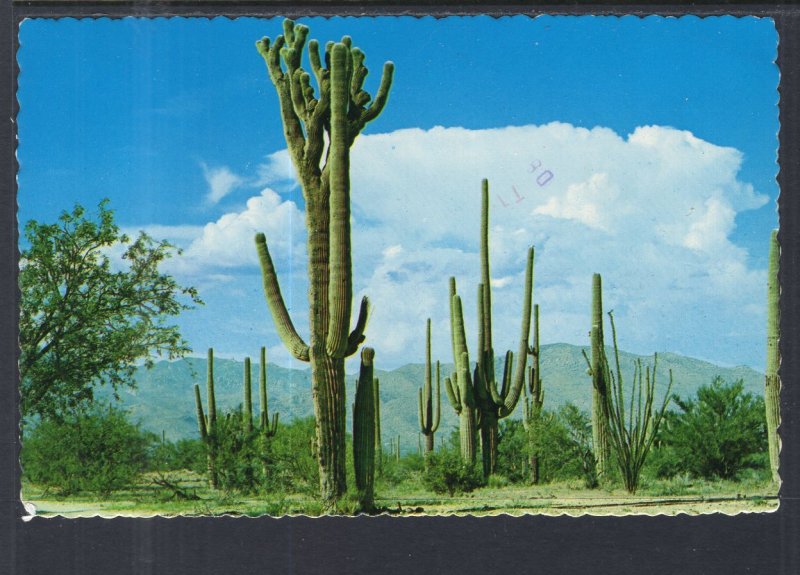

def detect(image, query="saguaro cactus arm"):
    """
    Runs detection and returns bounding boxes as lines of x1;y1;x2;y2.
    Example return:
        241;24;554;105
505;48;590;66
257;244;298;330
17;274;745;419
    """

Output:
255;233;310;362
194;384;207;440
344;296;370;357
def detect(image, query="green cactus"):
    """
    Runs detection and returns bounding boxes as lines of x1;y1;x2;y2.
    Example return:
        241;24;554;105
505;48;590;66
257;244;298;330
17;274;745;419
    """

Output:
353;347;376;511
258;347;279;437
766;230;780;482
374;377;382;474
585;312;673;494
254;19;393;507
447;179;534;475
243;357;253;433
522;304;545;484
418;318;441;455
194;348;219;488
588;273;611;478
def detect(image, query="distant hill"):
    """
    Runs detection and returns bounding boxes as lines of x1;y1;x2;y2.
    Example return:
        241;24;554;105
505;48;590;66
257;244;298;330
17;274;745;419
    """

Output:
110;344;764;453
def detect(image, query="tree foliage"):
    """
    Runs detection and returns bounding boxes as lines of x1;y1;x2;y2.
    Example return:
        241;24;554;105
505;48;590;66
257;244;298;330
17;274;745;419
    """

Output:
656;377;767;480
22;405;153;495
19;200;202;420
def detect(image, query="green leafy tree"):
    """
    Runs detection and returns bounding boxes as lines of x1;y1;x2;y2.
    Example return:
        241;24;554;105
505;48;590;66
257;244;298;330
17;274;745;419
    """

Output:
657;377;767;480
22;405;153;495
19;200;202;421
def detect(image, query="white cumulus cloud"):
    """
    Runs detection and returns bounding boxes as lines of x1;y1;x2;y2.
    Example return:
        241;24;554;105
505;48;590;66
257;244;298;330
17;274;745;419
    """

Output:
202;163;245;204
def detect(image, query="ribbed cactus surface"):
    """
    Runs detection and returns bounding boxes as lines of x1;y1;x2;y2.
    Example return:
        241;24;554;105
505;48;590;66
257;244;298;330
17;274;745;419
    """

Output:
353;347;376;511
523;304;545;484
418;319;441;454
765;230;780;483
446;179;534;474
589;274;610;478
254;19;393;507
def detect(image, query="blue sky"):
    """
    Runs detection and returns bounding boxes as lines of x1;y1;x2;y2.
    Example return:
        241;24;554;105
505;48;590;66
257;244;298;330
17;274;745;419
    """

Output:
18;16;779;371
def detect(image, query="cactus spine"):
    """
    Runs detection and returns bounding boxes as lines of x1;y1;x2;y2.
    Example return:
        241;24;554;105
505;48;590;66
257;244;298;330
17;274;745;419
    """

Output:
765;230;780;482
589;274;611;478
194;348;219;488
353;347;376;511
259;347;279;437
418;319;441;455
447;179;534;475
254;20;393;507
523;304;545;484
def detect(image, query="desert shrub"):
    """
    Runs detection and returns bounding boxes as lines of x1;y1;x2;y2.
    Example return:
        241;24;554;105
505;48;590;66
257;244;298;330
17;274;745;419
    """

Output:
422;446;484;496
208;413;265;493
148;438;206;473
496;419;529;483
263;416;319;495
22;405;152;495
654;377;767;480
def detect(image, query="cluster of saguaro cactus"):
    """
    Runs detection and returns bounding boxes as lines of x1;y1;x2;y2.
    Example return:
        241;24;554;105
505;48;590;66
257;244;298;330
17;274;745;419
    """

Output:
353;347;376;510
765;230;780;483
418;319;441;455
194;348;219;488
587;273;611;478
522;304;545;484
446;179;534;475
254;19;393;507
193;347;281;489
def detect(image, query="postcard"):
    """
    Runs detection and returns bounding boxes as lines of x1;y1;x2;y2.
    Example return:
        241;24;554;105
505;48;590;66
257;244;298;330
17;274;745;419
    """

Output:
17;14;780;517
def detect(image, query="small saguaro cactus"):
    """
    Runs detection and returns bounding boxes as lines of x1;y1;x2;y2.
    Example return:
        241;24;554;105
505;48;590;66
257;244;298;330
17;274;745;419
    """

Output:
194;348;219;488
587;273;611;478
418;319;441;455
523;304;545;484
765;230;780;482
353;347;376;511
447;179;534;475
243;357;253;433
258;347;279;437
254;18;394;508
374;378;382;474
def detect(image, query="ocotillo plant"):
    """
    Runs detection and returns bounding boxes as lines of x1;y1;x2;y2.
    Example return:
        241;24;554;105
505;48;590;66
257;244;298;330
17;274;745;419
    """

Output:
194;348;218;488
353;347;376;511
259;347;279;437
765;230;780;482
587;273;611;478
447;179;534;475
522;304;545;484
584;312;674;494
254;19;393;507
374;378;382;474
418;319;441;455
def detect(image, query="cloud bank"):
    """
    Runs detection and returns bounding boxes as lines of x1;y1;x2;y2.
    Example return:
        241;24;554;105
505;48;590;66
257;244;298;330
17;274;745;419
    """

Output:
164;123;771;370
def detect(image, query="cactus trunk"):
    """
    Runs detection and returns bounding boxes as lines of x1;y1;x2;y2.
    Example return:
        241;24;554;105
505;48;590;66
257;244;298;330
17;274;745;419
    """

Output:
254;20;393;509
353;348;376;511
194;348;218;489
374;378;382;474
243;357;253;432
765;230;780;483
590;274;611;479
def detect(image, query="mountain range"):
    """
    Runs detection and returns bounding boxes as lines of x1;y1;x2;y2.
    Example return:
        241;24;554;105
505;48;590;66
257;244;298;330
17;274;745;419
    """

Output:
112;344;764;453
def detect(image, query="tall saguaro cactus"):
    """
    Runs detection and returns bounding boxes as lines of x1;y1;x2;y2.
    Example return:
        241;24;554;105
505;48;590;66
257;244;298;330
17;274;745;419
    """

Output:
447;179;534;475
374;378;382;474
588;273;611;478
194;348;219;488
523;304;545;484
418;319;441;455
765;230;781;482
254;19;393;506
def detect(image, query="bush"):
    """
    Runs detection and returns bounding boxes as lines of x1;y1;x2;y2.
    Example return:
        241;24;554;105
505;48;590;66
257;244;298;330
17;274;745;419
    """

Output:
148;438;206;474
422;446;484;496
656;377;768;480
263;417;319;495
209;413;266;493
496;419;530;483
22;405;153;495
